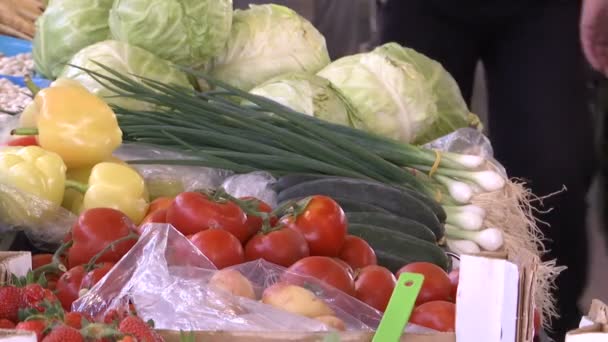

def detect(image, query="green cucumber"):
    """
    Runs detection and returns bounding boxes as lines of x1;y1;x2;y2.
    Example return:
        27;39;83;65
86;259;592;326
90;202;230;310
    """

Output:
275;174;446;222
277;178;443;237
280;196;390;214
348;223;449;271
346;212;438;243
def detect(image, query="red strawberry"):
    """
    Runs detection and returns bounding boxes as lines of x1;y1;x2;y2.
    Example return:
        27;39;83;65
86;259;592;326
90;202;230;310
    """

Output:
118;337;138;342
0;318;15;329
15;319;48;341
42;325;83;342
22;284;59;312
64;311;89;329
0;286;22;321
119;316;156;342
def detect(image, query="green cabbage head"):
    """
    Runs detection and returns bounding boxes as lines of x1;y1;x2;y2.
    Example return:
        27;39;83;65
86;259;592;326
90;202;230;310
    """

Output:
59;40;193;110
317;43;481;144
109;0;233;68
249;72;360;126
33;0;114;79
210;4;331;91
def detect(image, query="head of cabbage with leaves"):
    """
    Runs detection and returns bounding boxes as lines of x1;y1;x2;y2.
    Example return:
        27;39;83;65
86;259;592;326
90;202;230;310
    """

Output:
33;0;114;79
209;4;331;91
317;43;482;145
109;0;233;68
59;40;192;110
248;72;360;126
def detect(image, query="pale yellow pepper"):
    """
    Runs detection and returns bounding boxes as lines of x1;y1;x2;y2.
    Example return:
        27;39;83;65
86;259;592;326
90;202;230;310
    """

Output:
66;162;150;224
0;146;66;206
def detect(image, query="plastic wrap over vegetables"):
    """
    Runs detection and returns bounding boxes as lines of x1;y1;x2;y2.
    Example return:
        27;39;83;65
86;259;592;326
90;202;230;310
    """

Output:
59;40;193;111
33;0;114;79
209;4;331;91
109;0;233;68
73;224;381;332
0;141;75;249
424;127;506;177
317;43;481;145
248;72;360;127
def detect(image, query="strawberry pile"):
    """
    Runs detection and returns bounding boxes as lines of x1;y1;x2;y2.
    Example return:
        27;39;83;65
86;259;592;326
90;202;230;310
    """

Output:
0;278;162;342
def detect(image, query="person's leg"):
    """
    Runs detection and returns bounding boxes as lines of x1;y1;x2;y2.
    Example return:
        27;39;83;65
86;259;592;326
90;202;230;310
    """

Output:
482;1;596;339
377;0;480;103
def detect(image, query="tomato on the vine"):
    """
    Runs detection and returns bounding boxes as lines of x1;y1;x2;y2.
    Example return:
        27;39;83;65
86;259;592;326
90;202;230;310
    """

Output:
55;265;86;310
67;208;137;268
355;265;396;312
339;235;377;270
79;262;115;292
410;301;456;332
245;226;309;267
396;262;451;305
189;229;245;269
285;256;355;296
238;196;277;243
281;196;347;257
448;268;459;302
166;192;247;236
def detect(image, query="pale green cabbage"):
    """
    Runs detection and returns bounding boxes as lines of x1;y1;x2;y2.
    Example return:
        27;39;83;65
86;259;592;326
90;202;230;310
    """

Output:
109;0;233;68
249;72;359;126
317;43;481;144
210;4;331;91
59;40;192;110
33;0;114;79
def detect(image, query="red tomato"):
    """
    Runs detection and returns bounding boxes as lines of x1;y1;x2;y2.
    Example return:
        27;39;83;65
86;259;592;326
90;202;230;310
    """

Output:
67;208;137;268
339;235;377;270
238;196;277;243
355;265;396;312
4;136;38;146
137;209;168;234
55;265;86;310
410;301;456;332
80;262;115;291
448;269;459;302
333;258;355;279
31;254;54;270
148;197;174;213
281;196;347;257
396;262;451;305
167;192;247;236
245;227;309;267
189;229;245;269
285;256;355;296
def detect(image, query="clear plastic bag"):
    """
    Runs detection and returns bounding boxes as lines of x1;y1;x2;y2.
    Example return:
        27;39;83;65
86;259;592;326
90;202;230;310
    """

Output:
424;127;507;177
73;224;382;332
0;182;75;250
114;144;234;198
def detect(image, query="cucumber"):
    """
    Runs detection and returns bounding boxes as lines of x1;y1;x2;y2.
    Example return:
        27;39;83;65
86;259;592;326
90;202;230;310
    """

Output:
346;212;439;243
280;196;390;214
277;178;443;237
348;223;449;271
275;174;446;222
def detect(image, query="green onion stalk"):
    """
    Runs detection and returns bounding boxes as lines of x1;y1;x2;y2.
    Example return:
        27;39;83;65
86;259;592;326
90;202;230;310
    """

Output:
73;63;505;242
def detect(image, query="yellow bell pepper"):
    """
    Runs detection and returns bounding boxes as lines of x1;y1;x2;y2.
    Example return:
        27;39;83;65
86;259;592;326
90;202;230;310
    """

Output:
19;79;88;129
66;162;150;224
61;156;128;214
0;146;66;206
13;82;123;169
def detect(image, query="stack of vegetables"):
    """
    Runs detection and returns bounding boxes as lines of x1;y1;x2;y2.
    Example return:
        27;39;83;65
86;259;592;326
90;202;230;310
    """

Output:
1;0;557;331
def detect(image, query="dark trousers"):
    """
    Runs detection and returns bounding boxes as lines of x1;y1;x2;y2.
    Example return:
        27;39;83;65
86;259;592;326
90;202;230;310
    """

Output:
378;1;596;339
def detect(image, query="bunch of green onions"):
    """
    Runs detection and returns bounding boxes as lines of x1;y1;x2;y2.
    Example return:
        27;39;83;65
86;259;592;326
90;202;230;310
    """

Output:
79;63;506;252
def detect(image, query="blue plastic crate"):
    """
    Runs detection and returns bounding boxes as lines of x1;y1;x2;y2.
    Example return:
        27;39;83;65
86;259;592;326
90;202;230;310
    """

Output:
0;35;51;88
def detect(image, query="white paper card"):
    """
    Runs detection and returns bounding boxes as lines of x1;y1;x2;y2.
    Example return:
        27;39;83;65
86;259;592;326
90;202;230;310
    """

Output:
456;255;520;342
